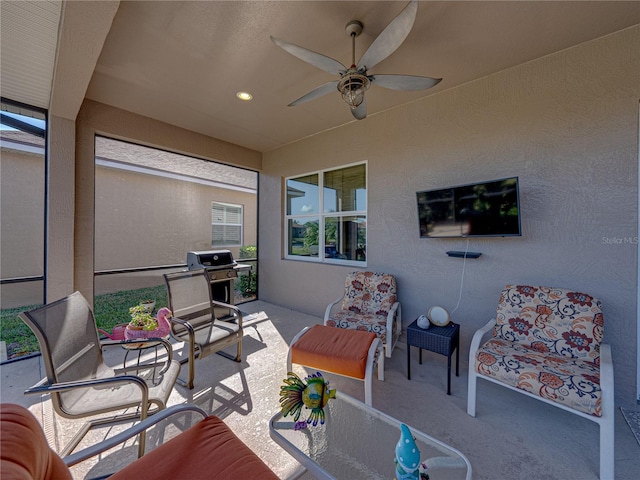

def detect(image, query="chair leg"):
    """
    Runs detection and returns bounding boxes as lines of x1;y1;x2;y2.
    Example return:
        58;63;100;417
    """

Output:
364;375;373;406
383;310;399;358
364;338;383;407
377;344;385;381
287;327;310;374
235;338;242;362
137;405;148;458
175;356;193;389
599;414;615;480
176;343;195;390
60;421;93;457
384;338;391;360
60;409;150;459
467;369;477;417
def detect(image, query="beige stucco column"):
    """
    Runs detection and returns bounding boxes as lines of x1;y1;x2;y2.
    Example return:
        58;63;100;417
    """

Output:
74;110;97;306
46;115;76;303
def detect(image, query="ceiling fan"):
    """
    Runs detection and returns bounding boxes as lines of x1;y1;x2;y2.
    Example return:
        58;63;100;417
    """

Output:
271;0;441;120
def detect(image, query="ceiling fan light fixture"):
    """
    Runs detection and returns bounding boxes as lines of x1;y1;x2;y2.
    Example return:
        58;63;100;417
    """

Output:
338;73;370;108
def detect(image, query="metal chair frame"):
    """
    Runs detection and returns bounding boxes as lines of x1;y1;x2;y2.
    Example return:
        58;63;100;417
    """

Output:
19;291;180;459
164;268;243;389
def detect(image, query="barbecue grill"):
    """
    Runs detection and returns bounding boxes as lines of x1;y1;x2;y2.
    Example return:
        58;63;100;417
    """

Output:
187;250;240;319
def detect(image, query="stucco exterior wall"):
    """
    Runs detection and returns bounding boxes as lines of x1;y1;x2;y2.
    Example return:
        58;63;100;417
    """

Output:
260;27;639;407
0;145;45;308
47;114;76;303
0;148;44;278
0;146;256;308
95;165;257;269
73;100;262;303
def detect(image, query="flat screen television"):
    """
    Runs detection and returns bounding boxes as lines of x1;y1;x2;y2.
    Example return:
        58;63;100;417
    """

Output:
417;177;521;238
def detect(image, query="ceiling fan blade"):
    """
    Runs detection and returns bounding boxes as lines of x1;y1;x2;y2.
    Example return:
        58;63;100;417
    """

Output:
357;0;418;71
271;36;346;76
288;81;340;106
350;98;367;120
371;74;441;91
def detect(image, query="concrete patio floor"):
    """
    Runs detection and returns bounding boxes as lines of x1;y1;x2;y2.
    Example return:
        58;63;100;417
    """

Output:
1;300;638;479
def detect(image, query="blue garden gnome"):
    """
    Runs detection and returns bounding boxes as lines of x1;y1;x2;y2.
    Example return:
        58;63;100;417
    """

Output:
394;423;421;479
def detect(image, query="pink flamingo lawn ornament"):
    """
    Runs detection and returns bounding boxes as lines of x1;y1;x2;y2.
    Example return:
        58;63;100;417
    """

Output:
98;323;127;340
99;307;172;341
154;307;172;337
125;307;172;340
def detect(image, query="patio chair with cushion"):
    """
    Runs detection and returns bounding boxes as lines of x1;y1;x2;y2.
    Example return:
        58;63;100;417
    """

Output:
18;291;181;459
467;284;614;480
324;271;401;358
0;403;279;479
164;268;243;389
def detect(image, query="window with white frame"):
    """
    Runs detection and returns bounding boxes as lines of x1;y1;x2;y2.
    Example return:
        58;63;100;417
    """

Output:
285;162;366;265
212;202;243;247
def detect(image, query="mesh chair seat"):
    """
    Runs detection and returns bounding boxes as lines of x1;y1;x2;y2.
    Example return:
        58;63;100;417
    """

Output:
172;317;241;355
56;361;181;418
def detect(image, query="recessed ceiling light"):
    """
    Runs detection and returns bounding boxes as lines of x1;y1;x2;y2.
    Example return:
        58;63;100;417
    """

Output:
236;91;253;101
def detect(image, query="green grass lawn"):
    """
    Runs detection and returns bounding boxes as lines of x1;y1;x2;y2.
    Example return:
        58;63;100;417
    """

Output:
0;285;167;360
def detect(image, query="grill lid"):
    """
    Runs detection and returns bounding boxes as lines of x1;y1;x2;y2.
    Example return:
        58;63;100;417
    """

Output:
187;250;236;270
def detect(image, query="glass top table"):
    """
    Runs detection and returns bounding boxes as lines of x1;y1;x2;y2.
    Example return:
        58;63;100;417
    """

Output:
270;392;471;480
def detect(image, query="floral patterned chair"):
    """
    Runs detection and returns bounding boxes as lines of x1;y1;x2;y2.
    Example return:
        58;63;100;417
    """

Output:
467;285;614;480
324;271;401;358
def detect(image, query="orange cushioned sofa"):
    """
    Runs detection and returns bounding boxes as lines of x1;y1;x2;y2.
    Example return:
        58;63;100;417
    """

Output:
0;403;279;480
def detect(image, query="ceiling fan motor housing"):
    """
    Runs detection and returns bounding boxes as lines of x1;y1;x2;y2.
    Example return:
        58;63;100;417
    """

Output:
345;20;363;37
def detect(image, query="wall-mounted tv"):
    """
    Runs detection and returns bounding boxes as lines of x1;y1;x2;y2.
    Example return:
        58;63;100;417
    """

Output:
417;177;521;238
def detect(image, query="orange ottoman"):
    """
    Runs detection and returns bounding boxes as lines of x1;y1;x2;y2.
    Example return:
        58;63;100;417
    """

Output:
287;324;384;406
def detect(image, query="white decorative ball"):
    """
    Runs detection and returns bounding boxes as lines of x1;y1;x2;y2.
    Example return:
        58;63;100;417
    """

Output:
417;314;430;329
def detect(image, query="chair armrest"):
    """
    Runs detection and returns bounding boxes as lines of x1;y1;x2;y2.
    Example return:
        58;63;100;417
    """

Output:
599;343;614;410
211;300;243;327
600;343;613;376
467;318;495;381
385;301;401;332
63;404;208;467
323;296;344;323
169;315;196;340
24;375;149;400
469;318;495;356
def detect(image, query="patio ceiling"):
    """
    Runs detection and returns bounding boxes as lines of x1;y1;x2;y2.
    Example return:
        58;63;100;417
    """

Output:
1;1;639;153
